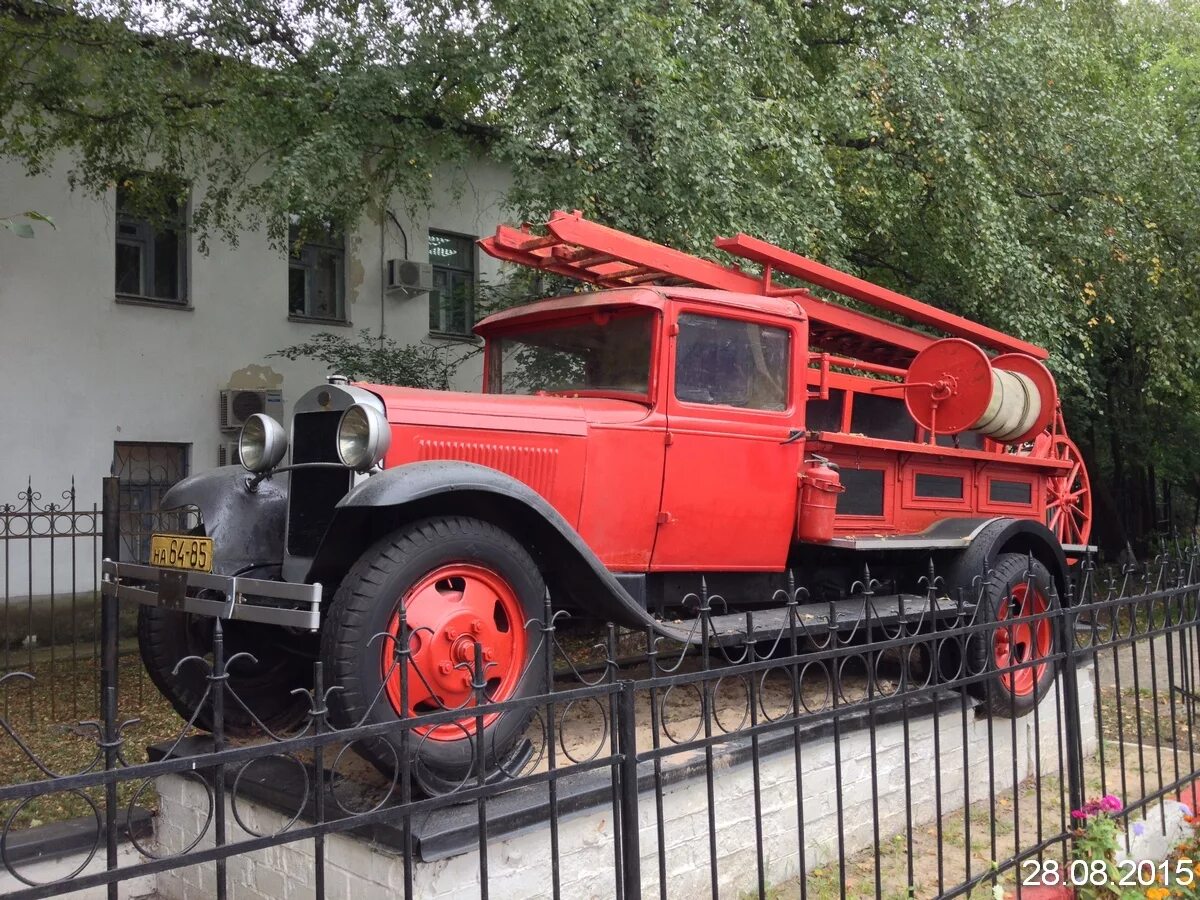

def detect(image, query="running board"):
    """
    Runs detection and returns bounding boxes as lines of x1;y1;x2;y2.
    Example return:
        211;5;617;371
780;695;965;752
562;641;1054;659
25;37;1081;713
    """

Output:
654;593;966;646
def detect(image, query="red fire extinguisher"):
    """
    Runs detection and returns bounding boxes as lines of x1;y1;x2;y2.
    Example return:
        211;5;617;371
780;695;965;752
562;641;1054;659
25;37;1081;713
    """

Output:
798;456;844;543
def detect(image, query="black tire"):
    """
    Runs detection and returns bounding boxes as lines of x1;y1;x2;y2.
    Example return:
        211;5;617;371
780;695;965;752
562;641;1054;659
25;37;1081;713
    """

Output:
962;552;1058;718
320;516;546;788
137;606;314;735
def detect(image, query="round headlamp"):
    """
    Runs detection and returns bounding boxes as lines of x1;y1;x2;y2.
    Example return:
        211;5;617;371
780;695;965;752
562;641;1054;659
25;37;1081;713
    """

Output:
337;404;391;472
239;414;288;473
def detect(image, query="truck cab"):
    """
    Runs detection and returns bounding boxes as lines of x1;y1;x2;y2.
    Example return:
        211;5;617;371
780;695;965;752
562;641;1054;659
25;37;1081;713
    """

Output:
471;286;806;573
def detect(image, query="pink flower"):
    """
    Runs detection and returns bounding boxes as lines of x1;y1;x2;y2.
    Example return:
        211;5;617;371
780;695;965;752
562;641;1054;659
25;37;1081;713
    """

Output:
1072;795;1124;820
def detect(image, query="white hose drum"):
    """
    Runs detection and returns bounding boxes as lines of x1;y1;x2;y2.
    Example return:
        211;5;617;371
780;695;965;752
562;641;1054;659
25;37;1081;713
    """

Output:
903;339;1058;444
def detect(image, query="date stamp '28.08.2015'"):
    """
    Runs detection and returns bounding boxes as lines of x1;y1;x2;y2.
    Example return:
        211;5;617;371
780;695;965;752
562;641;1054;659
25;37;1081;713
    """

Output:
1021;858;1195;892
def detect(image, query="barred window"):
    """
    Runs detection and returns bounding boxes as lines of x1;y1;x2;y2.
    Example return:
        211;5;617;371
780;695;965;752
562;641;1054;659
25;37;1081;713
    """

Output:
112;441;190;562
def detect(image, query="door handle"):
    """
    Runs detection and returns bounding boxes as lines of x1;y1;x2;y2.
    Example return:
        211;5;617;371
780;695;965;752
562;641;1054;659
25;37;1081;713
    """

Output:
781;429;804;445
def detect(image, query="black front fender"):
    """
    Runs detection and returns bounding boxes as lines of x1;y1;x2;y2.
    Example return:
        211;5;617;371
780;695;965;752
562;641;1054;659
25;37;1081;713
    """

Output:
307;461;657;629
161;467;286;575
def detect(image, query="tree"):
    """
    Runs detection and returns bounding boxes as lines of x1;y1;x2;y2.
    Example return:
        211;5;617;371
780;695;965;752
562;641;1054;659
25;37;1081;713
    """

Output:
6;0;1200;549
269;330;461;389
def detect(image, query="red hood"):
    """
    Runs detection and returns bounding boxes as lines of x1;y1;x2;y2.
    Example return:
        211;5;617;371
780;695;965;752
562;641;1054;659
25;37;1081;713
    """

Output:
360;384;649;436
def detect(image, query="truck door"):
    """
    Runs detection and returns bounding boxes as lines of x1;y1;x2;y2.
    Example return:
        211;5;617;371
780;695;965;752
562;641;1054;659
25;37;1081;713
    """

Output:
650;307;805;570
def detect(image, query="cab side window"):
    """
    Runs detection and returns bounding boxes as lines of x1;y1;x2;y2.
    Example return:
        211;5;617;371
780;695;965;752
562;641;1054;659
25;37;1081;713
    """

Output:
675;313;790;411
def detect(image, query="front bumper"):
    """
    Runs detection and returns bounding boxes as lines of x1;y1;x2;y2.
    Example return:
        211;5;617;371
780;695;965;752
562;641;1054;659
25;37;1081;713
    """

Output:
101;559;323;631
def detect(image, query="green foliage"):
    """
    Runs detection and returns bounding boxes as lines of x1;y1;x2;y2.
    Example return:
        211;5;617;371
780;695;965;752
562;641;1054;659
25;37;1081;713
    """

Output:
7;0;1200;546
270;330;461;390
1072;809;1127;898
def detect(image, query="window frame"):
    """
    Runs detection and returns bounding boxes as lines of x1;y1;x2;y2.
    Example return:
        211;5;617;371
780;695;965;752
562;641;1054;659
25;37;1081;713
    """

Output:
903;464;972;511
114;182;190;308
287;217;349;325
835;464;892;520
978;471;1038;513
428;228;479;339
847;390;919;443
670;309;795;417
485;306;661;403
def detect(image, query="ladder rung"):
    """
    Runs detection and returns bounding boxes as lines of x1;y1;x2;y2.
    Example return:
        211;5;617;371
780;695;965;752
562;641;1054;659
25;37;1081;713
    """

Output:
604;265;657;279
625;271;673;285
491;224;560;252
550;246;612;266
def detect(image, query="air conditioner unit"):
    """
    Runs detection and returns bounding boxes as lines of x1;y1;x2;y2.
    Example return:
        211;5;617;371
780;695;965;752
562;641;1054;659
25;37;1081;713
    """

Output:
219;389;283;433
386;258;434;295
218;441;242;468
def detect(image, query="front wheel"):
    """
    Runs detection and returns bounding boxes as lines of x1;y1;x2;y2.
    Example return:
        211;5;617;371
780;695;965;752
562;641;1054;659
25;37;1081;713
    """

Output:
321;517;546;790
137;607;314;735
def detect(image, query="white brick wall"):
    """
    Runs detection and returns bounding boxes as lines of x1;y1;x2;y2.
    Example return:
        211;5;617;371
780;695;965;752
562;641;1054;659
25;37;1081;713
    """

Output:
0;840;154;898
144;665;1097;900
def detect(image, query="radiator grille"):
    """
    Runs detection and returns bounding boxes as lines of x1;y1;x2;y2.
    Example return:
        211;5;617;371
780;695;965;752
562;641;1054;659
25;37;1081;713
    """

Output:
287;411;351;557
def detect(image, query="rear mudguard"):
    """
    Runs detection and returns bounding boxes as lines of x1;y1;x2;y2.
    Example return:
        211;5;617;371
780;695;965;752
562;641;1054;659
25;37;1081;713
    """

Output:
160;467;286;576
944;517;1070;603
306;461;660;630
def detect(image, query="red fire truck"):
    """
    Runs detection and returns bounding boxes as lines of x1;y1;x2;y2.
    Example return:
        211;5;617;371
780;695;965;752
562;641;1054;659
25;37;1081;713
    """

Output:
115;211;1092;787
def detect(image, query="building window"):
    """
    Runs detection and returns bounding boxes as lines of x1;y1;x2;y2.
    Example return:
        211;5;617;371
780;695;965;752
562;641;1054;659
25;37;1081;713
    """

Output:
429;231;476;336
115;180;188;304
289;217;346;322
112;442;190;562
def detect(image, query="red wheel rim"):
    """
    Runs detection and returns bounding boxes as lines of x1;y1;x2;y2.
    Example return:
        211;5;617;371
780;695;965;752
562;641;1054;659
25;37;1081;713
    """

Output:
992;583;1052;697
1040;434;1092;547
382;564;527;741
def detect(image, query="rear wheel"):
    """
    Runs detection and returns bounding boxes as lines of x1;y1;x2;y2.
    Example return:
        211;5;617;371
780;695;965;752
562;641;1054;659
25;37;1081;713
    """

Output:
321;517;546;790
964;553;1057;717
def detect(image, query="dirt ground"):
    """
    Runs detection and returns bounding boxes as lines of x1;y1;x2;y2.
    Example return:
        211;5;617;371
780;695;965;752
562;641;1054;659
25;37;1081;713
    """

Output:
0;650;185;828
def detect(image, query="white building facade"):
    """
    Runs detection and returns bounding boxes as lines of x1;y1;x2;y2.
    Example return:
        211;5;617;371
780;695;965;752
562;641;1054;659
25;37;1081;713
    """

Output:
0;155;514;523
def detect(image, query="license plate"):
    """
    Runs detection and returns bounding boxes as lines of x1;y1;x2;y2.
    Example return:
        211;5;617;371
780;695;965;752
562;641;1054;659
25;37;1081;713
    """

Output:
149;534;214;573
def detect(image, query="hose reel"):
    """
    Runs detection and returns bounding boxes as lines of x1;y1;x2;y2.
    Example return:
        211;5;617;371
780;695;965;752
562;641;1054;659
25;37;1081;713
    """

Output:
903;338;1057;444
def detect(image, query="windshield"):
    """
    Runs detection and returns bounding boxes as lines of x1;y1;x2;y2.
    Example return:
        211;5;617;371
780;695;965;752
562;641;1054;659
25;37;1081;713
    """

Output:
488;308;657;400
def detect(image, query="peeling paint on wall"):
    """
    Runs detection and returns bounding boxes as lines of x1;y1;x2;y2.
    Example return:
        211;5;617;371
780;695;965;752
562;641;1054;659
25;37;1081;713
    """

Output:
227;364;283;390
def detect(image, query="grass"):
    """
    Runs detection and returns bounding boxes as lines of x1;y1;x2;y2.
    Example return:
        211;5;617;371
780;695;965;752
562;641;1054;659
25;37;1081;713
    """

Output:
0;649;191;830
1;591;141;655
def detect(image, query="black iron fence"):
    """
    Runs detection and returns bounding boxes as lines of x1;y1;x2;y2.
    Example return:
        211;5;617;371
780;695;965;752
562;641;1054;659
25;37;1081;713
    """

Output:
0;479;197;732
0;479;102;725
1;480;1199;898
